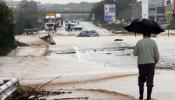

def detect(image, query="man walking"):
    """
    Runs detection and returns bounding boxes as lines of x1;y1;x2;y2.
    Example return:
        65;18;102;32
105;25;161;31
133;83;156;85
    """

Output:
133;33;159;100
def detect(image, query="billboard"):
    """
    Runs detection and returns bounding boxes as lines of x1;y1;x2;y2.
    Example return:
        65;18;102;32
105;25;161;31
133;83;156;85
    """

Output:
142;0;148;19
104;4;116;22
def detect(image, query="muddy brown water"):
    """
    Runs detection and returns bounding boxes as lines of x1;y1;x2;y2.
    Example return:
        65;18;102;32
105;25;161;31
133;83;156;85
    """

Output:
31;89;137;100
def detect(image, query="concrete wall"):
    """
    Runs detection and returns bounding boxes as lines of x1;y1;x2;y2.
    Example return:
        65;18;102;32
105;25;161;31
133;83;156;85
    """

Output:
131;1;142;20
149;0;164;6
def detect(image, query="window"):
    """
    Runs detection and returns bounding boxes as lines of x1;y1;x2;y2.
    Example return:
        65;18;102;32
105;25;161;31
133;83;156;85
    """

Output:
149;8;155;14
157;7;165;14
166;0;171;5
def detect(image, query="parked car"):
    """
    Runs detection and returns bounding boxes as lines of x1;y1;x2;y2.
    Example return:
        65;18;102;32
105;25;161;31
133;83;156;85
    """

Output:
108;20;121;25
90;30;100;36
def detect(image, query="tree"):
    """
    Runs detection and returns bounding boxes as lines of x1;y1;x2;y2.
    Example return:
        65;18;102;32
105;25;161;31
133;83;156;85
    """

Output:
0;1;17;56
15;0;42;34
91;0;115;24
115;0;136;21
91;0;136;24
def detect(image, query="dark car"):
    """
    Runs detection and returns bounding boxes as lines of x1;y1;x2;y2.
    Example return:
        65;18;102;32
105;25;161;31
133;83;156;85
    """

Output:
77;30;100;37
90;30;99;37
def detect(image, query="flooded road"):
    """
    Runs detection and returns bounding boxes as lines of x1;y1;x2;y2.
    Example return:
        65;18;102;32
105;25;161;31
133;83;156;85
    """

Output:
49;35;137;68
0;35;138;99
0;35;138;85
36;89;136;100
1;22;175;99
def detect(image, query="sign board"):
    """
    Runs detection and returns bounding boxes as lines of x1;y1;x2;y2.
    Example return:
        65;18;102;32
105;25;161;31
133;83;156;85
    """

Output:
104;16;112;22
46;13;56;17
104;4;116;22
142;0;148;19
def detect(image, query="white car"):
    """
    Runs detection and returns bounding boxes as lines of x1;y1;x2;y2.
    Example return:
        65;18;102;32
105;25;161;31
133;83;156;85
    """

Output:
65;23;75;31
65;23;82;31
108;20;121;24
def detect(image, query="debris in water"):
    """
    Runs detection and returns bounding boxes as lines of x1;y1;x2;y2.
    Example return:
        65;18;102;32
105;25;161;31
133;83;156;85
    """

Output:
114;39;123;41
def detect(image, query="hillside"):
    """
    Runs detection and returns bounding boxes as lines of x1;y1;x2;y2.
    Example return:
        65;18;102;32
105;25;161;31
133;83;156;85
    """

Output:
38;2;96;12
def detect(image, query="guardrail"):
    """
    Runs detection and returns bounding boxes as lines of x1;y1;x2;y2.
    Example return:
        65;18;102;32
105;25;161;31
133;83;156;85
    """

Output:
0;78;19;100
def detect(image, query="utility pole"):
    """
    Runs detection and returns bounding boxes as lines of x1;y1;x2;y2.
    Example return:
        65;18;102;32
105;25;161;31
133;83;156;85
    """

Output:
130;0;137;36
142;0;149;19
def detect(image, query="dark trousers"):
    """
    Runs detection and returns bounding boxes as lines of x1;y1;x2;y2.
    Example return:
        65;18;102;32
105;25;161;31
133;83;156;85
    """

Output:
138;63;155;87
138;63;155;100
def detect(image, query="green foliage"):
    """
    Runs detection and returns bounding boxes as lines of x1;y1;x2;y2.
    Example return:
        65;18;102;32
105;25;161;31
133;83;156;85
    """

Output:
0;2;17;56
115;0;135;21
169;15;175;29
91;0;115;24
117;8;132;20
15;0;42;34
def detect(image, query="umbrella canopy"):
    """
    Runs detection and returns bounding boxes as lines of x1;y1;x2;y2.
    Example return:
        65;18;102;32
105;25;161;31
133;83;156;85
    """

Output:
124;18;164;34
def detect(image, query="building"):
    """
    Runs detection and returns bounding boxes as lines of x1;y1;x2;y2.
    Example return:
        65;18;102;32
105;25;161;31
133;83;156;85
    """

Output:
173;0;175;15
131;1;142;20
149;0;165;23
164;0;173;23
165;0;172;5
132;0;166;24
5;0;19;9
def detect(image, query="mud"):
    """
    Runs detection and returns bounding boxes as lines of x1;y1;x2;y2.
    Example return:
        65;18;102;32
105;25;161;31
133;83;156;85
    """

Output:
25;74;137;88
28;89;137;100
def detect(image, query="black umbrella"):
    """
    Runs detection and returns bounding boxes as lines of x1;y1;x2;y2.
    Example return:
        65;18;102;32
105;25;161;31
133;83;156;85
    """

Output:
124;18;164;34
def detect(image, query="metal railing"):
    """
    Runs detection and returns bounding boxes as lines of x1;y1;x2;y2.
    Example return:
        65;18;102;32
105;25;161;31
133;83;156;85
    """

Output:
0;78;19;100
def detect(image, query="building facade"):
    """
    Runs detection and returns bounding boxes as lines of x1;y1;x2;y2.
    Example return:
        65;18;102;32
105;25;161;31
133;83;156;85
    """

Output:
149;0;165;23
5;0;19;9
164;0;173;23
173;0;175;15
132;0;166;24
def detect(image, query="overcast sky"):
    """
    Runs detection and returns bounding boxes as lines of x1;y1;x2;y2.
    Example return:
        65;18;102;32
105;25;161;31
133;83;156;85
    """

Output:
10;0;103;4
